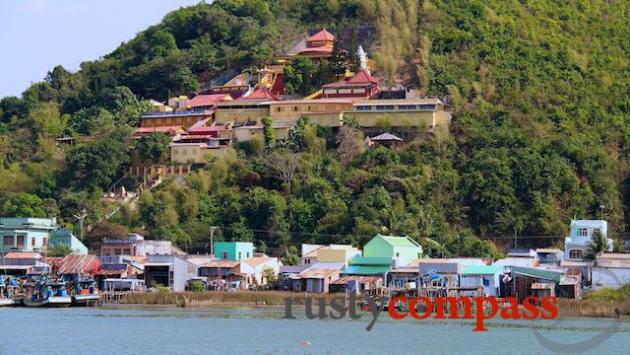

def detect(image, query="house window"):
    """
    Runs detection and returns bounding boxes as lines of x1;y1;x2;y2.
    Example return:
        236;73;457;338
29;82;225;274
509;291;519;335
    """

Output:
569;250;583;259
247;252;250;258
293;106;299;112
31;238;36;247
221;252;228;260
482;278;490;286
356;105;372;111
3;236;13;246
238;252;242;259
578;228;588;237
16;235;24;248
419;104;436;110
43;237;48;246
396;252;400;257
399;105;417;110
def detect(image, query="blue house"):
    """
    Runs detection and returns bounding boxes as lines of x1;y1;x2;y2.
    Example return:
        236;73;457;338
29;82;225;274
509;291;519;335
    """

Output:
0;217;88;255
214;241;254;261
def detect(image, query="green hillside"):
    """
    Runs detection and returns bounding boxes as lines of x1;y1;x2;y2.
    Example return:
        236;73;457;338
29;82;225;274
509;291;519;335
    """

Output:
0;0;629;257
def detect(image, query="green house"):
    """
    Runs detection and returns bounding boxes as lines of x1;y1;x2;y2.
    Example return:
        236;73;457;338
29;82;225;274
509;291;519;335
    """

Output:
363;234;422;267
214;241;254;261
343;256;392;275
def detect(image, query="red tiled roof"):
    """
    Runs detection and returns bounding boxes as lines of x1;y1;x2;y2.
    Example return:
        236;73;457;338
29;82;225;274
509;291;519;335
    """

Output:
45;255;102;275
323;69;378;88
308;29;334;42
4;252;41;259
238;87;281;101
347;69;378;84
186;94;230;109
300;45;334;54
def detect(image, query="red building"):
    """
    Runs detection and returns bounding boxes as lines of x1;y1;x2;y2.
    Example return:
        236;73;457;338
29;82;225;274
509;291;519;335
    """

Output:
299;29;335;57
322;69;379;99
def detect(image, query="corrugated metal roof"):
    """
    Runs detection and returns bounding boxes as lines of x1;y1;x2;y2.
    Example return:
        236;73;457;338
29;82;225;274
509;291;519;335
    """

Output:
332;275;382;285
46;255;101;274
342;265;390;275
245;257;275;267
461;265;502;275
349;256;392;266
512;266;564;283
202;260;240;268
4;252;41;259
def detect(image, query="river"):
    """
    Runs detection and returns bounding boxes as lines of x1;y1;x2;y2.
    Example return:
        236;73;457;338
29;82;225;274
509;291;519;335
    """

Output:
0;306;628;354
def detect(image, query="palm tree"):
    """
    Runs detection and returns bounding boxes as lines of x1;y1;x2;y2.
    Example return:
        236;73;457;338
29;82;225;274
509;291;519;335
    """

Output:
585;230;608;261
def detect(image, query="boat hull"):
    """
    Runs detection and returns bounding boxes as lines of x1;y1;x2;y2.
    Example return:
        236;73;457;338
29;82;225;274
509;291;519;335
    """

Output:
23;296;72;308
0;298;15;307
72;294;101;307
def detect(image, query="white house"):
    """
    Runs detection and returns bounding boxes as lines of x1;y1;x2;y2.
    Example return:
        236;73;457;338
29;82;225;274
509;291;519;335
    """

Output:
591;253;630;290
564;220;612;260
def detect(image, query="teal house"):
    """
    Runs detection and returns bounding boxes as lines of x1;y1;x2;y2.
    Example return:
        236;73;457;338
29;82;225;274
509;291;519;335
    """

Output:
343;256;392;276
363;234;422;267
0;217;88;255
214;241;254;261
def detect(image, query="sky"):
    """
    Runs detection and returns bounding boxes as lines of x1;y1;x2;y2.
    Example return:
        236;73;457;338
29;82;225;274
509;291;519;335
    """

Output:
0;0;201;98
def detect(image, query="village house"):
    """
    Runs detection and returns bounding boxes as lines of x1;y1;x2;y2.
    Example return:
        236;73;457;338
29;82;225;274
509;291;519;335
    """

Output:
591;253;630;290
0;252;50;276
564;220;613;260
197;259;255;290
0;217;88;255
343;256;392;277
459;265;502;297
278;265;309;291
100;233;185;257
362;234;422;267
292;262;344;293
143;254;197;292
414;259;471;289
97;255;144;290
329;275;383;294
45;254;102;280
300;244;361;266
203;72;251;99
508;266;565;302
214;241;254;261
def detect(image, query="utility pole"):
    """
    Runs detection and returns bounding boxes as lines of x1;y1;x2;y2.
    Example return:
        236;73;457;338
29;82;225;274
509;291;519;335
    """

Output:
210;226;217;257
513;227;517;249
73;209;88;241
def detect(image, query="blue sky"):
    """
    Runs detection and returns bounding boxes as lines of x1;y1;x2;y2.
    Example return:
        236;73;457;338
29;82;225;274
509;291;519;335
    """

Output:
0;0;200;98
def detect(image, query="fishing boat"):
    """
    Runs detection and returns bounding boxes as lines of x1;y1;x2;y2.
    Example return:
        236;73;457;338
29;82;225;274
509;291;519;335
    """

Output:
0;276;18;306
22;280;72;307
70;279;101;306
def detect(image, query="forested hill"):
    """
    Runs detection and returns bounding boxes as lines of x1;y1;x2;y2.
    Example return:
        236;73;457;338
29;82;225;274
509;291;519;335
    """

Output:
0;0;629;257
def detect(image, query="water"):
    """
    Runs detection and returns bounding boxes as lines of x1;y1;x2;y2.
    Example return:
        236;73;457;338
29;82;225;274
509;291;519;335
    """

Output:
0;306;628;354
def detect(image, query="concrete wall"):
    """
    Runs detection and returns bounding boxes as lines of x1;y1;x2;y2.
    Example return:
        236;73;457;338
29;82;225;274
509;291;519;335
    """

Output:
343;111;437;128
215;106;270;124
170;145;226;164
592;267;630;290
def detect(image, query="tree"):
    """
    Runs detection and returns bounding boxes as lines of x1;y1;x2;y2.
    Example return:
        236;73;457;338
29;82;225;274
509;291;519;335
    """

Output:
262;267;278;285
137;132;171;164
46;244;72;257
261;117;275;150
0;193;47;217
586;230;609;261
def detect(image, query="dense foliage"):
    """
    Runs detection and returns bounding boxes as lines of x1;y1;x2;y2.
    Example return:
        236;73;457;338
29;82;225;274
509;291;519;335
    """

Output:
1;0;629;258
